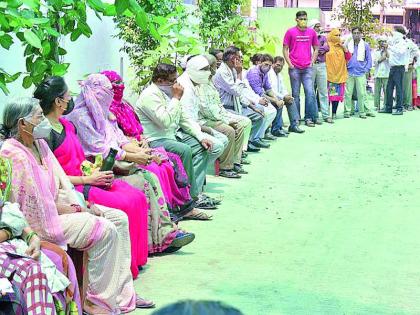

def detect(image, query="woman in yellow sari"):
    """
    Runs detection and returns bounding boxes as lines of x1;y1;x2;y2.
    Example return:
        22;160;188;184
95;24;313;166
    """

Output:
325;29;352;119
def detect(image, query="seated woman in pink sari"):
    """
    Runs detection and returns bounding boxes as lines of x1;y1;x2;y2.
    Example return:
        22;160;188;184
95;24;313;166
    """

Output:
0;158;81;314
34;79;150;278
35;76;195;257
101;70;191;209
0;97;155;313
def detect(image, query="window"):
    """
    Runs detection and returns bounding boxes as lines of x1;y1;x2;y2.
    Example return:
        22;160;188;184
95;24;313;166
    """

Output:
385;15;403;24
263;0;276;7
319;0;333;11
373;15;380;20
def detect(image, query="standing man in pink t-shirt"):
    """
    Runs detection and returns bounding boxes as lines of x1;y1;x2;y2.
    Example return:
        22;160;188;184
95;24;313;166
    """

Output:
283;11;320;127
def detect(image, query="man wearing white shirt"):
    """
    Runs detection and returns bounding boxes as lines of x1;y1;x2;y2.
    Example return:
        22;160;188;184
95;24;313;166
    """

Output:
268;56;304;133
380;26;410;115
373;37;390;111
177;55;229;177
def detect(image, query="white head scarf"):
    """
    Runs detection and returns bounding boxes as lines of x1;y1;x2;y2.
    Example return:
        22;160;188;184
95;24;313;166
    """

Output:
308;19;321;29
186;55;211;84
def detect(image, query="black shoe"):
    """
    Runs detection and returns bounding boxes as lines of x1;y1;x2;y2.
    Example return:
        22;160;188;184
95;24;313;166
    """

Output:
406;106;414;111
392;110;403;115
379;109;392;113
246;143;260;152
288;126;305;134
250;140;270;149
219;169;241;178
272;130;288;137
234;164;248;174
264;133;277;141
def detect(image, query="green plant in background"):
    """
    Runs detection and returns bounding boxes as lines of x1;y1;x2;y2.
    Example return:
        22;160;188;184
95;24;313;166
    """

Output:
197;0;278;67
0;0;153;94
116;0;204;91
197;0;243;48
332;0;399;44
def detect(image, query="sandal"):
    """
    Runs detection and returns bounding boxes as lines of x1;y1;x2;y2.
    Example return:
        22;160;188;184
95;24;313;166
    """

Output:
219;170;241;179
201;193;222;205
170;231;195;248
183;209;213;221
136;295;155;309
195;198;218;210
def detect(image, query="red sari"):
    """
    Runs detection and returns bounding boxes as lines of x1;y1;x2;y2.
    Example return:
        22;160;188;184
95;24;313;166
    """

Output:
49;118;148;279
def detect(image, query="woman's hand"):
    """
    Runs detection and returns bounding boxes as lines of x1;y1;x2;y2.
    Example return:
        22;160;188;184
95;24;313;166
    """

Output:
25;235;41;260
87;171;114;187
139;139;149;149
128;151;153;166
151;155;162;165
89;204;104;217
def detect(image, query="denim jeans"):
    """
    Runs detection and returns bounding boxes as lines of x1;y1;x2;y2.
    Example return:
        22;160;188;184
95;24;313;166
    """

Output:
312;63;329;119
271;100;300;132
385;65;404;111
289;67;317;122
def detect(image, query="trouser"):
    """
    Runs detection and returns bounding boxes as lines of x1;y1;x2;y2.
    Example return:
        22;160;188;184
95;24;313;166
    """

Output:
254;103;276;137
374;77;388;110
332;101;339;114
403;68;413;107
344;75;371;116
271;99;300;132
201;128;228;168
385;65;405;111
150;134;209;198
289;67;317;122
312;62;329;119
227;108;264;143
206;120;248;169
60;208;136;314
226;112;252;151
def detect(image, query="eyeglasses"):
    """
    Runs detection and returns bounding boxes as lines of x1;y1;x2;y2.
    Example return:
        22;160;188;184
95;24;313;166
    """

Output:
297;18;307;21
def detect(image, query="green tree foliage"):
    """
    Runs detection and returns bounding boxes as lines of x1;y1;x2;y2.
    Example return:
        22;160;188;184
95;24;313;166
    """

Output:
333;0;399;43
115;0;204;89
197;0;243;47
0;0;152;94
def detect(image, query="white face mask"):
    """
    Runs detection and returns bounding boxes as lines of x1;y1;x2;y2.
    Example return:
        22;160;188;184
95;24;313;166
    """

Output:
29;117;52;140
188;69;211;84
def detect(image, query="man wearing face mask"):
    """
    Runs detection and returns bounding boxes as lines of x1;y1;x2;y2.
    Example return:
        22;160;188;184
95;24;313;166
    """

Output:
177;55;229;178
283;11;319;127
212;46;266;153
309;19;331;124
247;54;303;137
135;63;214;204
178;55;249;179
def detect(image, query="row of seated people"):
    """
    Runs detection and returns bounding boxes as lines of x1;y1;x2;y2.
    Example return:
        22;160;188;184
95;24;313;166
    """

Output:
0;47;291;314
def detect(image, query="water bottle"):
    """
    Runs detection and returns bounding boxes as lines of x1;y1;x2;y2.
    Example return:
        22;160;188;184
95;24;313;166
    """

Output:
100;148;118;171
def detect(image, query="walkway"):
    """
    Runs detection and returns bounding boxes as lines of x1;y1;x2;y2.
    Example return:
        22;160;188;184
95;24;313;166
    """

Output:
135;111;420;315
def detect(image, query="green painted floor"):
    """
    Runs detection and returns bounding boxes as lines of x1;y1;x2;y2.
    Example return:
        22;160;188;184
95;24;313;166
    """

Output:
134;110;420;315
